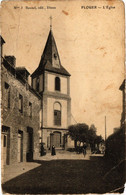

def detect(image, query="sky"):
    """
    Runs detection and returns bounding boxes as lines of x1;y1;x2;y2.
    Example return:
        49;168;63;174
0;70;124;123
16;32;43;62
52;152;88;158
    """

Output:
1;0;125;138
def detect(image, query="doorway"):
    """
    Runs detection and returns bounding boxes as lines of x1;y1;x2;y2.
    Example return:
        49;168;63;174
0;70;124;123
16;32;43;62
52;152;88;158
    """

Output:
1;126;10;165
50;131;61;149
27;127;33;162
18;130;23;163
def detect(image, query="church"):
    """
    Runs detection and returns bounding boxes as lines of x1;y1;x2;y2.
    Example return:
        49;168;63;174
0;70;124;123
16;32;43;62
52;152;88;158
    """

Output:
31;24;71;150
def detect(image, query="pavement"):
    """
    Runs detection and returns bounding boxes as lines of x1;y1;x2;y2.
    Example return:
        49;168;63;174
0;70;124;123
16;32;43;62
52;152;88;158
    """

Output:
2;162;41;183
38;149;92;160
2;149;103;184
2;151;124;194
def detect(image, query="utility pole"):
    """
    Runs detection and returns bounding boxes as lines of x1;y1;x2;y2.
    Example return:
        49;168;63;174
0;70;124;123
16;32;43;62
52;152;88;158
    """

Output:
105;116;107;141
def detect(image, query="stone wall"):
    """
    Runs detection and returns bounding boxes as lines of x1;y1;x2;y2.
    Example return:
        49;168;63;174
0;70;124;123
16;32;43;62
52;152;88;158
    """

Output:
1;64;41;165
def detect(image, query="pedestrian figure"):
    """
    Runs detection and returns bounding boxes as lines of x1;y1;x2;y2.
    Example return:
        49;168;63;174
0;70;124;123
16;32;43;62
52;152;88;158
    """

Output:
101;144;105;154
83;142;87;157
51;145;56;156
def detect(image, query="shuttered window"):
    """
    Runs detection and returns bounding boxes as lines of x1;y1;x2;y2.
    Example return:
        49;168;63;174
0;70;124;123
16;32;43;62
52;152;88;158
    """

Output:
54;110;61;126
4;82;10;108
54;102;61;126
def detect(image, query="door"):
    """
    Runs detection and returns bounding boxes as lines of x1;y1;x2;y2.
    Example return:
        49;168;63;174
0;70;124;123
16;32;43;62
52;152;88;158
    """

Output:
18;133;22;162
1;134;7;165
53;132;61;147
27;127;33;162
50;132;61;148
1;126;10;166
27;132;33;161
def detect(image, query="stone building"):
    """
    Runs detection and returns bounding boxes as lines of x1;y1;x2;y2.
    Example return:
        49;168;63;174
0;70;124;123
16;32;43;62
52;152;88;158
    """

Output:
1;37;41;166
31;28;71;150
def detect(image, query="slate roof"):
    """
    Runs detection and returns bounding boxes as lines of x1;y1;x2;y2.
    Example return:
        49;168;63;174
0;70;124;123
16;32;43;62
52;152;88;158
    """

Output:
31;29;70;78
16;67;30;75
2;57;41;99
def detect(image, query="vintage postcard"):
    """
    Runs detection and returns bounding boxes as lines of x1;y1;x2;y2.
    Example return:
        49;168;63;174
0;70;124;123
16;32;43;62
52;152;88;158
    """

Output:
0;0;125;194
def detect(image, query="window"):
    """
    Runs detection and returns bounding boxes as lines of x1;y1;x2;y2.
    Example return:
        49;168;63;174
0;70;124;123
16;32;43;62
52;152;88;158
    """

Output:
19;94;23;113
54;102;61;126
55;77;60;91
36;77;39;92
3;135;7;147
4;82;10;108
29;102;32;117
54;110;61;126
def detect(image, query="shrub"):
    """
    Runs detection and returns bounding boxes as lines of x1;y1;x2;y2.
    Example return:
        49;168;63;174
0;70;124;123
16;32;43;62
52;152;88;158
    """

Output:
105;126;125;164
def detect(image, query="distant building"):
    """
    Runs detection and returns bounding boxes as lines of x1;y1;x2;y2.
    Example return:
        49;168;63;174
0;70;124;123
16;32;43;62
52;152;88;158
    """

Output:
119;79;125;127
1;37;41;166
31;28;71;149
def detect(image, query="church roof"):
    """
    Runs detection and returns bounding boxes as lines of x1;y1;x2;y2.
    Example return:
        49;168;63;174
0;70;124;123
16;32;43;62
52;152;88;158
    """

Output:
31;29;70;78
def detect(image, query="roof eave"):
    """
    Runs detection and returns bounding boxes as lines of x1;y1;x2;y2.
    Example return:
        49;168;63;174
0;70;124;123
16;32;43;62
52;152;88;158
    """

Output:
45;69;71;76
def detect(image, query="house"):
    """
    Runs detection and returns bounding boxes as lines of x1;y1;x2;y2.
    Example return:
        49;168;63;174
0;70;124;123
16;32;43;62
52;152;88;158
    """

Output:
1;36;41;166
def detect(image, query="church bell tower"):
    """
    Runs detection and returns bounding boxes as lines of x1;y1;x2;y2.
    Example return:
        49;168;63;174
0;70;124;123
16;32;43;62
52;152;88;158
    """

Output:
31;19;71;149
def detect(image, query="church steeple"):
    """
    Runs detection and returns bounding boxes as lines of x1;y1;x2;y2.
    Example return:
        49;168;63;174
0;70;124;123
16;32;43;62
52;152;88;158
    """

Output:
31;20;71;151
39;28;61;69
31;24;70;78
38;16;61;69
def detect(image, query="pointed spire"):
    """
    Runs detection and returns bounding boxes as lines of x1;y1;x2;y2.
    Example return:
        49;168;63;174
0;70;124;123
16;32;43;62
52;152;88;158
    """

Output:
31;21;71;78
49;16;52;30
38;27;61;69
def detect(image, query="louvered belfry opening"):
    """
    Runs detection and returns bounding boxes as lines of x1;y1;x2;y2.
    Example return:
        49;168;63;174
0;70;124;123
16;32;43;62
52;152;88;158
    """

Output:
54;102;61;126
55;77;60;91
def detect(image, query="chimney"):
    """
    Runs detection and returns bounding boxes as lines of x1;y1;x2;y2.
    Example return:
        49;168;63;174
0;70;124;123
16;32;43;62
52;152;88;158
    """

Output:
5;56;16;67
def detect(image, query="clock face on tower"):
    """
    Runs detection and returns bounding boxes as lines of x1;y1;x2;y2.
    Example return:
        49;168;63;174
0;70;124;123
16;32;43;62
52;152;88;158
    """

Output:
53;53;60;68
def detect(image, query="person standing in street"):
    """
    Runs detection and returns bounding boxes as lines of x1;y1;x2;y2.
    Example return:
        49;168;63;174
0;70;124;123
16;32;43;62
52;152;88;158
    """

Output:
83;142;87;157
51;145;56;156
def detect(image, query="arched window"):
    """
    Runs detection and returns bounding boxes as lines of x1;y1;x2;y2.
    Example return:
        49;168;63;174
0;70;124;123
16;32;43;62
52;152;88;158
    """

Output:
55;77;60;91
54;102;61;126
36;77;39;92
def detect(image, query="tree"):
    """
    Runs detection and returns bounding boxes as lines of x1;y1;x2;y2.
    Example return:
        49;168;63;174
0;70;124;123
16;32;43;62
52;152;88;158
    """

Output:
88;124;97;142
95;135;103;150
90;124;97;133
105;126;125;163
68;123;89;149
68;124;79;148
88;124;97;152
68;123;103;152
77;123;89;143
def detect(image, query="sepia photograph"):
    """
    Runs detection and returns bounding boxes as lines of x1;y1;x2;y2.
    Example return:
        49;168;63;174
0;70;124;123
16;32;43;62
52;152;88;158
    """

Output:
0;0;125;194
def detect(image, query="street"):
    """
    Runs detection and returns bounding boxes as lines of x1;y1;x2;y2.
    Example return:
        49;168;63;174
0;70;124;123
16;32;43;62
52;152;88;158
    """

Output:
2;151;125;194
